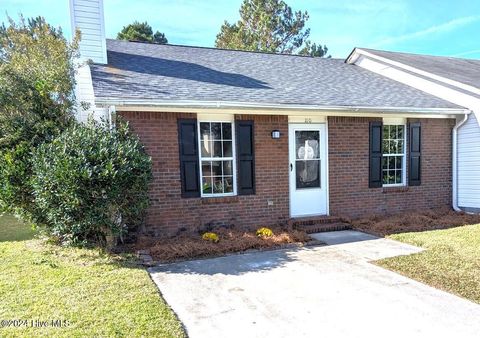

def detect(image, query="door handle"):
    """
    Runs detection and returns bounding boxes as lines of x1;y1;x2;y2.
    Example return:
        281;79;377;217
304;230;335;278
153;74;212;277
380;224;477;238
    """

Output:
290;163;293;172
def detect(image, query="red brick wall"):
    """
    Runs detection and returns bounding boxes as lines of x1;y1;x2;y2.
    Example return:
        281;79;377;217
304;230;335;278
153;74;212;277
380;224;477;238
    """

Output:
121;111;455;235
120;112;289;236
328;116;455;218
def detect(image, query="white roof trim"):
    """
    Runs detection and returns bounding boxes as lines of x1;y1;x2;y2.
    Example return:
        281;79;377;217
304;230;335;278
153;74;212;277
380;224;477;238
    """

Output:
96;98;467;113
348;48;480;96
96;98;469;117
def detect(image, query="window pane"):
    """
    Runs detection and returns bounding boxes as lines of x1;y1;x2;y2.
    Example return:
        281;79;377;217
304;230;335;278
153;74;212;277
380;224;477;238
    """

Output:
382;171;389;185
212;161;222;176
224;176;233;193
296;160;320;189
390;125;397;139
200;123;210;140
396;170;403;184
388;140;393;154
222;123;232;140
201;141;211;157
211;123;221;140
223;141;232;157
388;157;395;170
213;141;222;157
398;140;404;153
213;177;224;193
396;156;403;169
223;161;232;176
386;170;395;184
202;161;212;176
398;126;404;139
295;131;320;160
382;157;388;170
382;140;389;153
202;177;212;194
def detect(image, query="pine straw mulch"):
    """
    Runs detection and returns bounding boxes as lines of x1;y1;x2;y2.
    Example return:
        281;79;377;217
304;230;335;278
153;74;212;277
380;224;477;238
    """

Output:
133;227;312;263
351;207;480;237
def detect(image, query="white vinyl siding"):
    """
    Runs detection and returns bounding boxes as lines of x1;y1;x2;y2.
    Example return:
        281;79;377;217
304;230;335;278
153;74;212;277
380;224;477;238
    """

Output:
458;113;480;209
74;63;108;122
69;0;107;64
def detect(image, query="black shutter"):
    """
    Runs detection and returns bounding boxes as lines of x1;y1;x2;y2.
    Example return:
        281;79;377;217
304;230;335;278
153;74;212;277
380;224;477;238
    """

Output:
236;120;255;195
409;122;421;186
178;119;200;197
369;121;383;188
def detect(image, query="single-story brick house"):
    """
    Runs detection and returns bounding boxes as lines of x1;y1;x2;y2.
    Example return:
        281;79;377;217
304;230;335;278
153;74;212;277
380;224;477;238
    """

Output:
70;0;479;236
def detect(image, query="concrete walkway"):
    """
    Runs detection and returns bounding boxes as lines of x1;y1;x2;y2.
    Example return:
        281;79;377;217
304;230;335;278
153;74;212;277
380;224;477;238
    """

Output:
149;231;480;338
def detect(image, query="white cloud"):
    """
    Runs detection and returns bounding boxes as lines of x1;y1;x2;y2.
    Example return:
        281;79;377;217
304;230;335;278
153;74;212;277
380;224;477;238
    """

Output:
373;15;480;47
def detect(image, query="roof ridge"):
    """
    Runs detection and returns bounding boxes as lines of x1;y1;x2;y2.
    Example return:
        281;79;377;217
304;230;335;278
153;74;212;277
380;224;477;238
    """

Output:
106;38;343;60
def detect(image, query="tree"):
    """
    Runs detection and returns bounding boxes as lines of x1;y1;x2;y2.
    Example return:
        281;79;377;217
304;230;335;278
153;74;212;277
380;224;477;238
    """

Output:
117;21;168;44
0;15;78;223
299;41;329;58
215;0;329;57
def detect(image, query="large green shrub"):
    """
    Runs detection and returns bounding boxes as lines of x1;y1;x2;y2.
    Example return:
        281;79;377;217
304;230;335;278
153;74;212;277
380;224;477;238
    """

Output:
31;120;152;245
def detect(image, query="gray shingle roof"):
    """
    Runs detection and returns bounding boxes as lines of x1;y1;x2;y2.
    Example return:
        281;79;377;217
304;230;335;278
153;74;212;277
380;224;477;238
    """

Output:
89;39;462;109
361;48;480;89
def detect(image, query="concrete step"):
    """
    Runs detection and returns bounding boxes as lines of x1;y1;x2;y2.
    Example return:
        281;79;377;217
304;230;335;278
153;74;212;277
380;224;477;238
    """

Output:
288;215;343;227
297;222;352;234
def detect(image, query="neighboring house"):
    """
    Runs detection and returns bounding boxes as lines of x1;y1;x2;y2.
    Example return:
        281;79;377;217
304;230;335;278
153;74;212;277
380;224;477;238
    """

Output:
70;0;477;236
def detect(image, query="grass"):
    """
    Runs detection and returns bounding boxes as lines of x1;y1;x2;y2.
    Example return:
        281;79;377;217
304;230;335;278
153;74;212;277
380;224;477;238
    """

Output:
0;214;185;337
376;223;480;304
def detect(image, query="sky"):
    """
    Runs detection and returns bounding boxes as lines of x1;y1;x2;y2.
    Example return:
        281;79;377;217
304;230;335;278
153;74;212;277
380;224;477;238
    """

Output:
1;0;480;59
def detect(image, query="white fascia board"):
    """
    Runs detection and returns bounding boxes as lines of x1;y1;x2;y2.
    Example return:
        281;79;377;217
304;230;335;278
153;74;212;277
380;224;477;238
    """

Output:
353;56;480;111
349;49;480;97
98;99;467;119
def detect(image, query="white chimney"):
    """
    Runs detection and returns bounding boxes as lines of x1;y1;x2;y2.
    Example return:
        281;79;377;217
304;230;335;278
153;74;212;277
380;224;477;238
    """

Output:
69;0;108;64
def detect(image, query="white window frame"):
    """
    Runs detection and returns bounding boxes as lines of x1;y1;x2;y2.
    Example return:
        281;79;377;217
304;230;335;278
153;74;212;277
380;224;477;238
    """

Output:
382;119;407;187
197;118;237;197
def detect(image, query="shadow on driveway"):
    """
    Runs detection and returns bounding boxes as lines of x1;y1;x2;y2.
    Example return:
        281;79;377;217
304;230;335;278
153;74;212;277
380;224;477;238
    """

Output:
149;246;312;276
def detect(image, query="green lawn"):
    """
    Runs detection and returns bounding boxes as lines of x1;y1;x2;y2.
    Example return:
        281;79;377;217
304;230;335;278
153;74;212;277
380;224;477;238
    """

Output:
377;224;480;304
0;214;185;337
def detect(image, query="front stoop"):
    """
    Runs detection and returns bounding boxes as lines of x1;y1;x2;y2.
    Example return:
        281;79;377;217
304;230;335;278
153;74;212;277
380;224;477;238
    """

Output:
289;216;351;234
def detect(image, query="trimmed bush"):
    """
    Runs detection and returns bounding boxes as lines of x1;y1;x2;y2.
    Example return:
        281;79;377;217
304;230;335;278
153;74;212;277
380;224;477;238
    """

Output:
202;232;220;243
31;119;152;245
256;227;273;238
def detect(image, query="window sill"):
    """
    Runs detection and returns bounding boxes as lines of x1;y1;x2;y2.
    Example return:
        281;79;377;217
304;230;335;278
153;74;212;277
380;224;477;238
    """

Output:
382;186;409;193
201;196;240;204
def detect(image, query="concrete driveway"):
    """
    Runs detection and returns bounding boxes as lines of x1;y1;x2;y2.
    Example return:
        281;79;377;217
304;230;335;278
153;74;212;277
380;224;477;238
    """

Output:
149;231;480;338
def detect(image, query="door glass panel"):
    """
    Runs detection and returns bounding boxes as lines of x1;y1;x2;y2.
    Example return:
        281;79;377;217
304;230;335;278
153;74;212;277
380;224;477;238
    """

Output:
295;130;321;189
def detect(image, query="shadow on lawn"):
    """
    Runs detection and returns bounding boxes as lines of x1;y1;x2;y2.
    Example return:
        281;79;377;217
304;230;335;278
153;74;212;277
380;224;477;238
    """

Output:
148;245;314;276
0;214;36;243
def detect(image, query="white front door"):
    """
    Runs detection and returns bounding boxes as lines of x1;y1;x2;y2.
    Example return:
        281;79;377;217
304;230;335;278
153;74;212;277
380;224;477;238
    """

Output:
289;124;328;217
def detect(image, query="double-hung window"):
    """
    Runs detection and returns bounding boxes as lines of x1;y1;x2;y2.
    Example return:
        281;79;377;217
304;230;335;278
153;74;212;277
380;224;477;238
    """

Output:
382;122;406;186
199;121;236;196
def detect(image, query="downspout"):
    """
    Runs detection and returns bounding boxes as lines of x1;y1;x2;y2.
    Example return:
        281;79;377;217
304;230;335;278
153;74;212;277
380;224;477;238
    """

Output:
108;105;116;129
452;113;469;211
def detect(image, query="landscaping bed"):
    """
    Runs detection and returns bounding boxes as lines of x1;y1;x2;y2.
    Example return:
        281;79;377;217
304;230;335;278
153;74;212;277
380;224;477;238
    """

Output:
351;207;480;236
133;227;313;263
